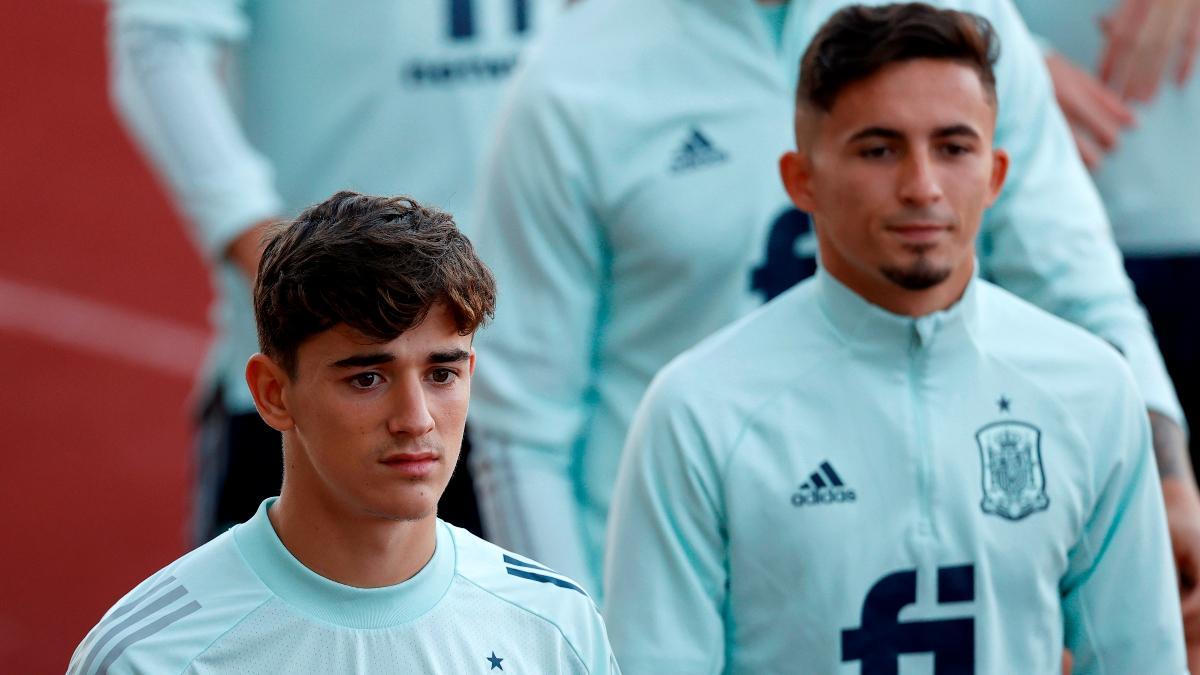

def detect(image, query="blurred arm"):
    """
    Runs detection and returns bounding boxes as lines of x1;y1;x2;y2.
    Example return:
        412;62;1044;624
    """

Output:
603;373;727;675
1062;374;1187;673
981;0;1186;433
109;1;281;276
467;66;604;588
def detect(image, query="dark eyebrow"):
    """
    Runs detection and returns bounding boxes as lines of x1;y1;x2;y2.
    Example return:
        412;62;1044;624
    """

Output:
847;126;904;143
429;348;471;364
329;348;470;369
847;124;982;144
932;124;981;140
331;352;394;369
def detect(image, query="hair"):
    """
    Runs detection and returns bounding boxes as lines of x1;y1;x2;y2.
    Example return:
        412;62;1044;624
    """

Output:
253;190;497;375
797;3;1000;112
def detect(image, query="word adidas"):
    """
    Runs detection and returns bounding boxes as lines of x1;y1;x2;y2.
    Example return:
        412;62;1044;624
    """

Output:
791;461;856;507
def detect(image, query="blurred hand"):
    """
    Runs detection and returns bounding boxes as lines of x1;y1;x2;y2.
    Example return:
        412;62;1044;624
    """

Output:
1044;52;1136;170
1099;0;1200;102
225;219;275;284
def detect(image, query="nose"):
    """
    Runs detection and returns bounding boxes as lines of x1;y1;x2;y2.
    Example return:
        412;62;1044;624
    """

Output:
897;150;944;207
387;376;435;437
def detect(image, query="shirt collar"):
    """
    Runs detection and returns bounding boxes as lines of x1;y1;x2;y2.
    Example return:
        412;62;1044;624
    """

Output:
814;265;981;356
233;498;456;629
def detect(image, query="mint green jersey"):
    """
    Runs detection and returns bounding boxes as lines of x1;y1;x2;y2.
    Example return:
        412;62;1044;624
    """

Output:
468;0;1182;593
1015;0;1200;255
604;271;1185;674
110;0;556;413
69;499;618;675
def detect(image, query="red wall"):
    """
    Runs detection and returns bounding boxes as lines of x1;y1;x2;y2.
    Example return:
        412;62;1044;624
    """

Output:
0;1;211;670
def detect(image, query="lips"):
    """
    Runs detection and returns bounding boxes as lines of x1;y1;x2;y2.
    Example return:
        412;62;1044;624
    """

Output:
379;451;439;477
886;223;950;243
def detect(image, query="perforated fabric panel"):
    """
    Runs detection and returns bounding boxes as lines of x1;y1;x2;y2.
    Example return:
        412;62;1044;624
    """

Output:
186;580;589;674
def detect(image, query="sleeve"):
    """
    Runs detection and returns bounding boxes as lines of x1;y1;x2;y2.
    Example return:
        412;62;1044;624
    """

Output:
978;0;1185;429
469;64;604;452
466;60;605;566
469;437;598;591
109;0;283;261
1060;369;1187;673
603;371;727;675
570;603;623;675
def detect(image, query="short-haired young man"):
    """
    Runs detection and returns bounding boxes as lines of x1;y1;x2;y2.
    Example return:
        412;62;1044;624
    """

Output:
604;5;1186;673
69;192;619;674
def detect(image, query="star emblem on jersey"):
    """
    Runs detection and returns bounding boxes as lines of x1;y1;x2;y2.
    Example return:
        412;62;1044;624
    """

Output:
670;127;728;172
997;395;1011;413
976;421;1049;520
791;460;856;506
486;651;504;670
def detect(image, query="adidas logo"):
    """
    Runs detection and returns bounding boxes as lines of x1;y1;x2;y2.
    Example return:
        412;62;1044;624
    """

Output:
670;127;728;172
791;460;857;506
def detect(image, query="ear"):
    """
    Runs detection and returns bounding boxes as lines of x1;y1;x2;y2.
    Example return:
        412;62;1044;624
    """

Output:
984;147;1010;207
245;353;295;432
779;151;817;213
468;348;477;377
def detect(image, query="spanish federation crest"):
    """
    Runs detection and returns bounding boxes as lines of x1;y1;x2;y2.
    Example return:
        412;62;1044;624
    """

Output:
976;421;1049;521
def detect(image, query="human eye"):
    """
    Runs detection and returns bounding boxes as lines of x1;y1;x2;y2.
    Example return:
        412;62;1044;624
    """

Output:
348;372;384;390
428;368;459;386
939;141;972;157
857;145;894;160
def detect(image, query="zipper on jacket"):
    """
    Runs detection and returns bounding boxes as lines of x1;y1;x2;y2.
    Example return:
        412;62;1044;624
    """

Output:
909;325;936;538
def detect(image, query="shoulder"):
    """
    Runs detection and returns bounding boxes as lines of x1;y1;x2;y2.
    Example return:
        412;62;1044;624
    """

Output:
976;281;1139;415
948;0;1032;34
523;0;670;80
626;280;833;463
944;0;1043;77
504;0;678;122
648;279;831;413
979;281;1129;371
445;524;612;670
69;530;272;675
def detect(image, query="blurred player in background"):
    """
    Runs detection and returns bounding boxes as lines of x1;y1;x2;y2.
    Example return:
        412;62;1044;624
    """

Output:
1014;0;1200;660
604;7;1186;672
468;0;1197;599
108;0;559;545
69;191;618;675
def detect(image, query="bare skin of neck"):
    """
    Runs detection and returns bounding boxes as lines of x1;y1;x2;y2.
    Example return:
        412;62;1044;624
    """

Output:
268;480;437;589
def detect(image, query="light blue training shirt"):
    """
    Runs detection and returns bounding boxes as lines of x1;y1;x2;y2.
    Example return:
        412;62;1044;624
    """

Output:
468;0;1182;592
70;498;619;674
605;270;1185;674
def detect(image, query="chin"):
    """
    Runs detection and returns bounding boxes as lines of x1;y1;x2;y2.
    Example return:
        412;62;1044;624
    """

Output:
362;491;441;523
880;255;953;291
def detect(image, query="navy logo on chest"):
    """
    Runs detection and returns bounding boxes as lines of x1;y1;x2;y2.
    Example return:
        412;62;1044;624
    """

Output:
976;418;1049;521
669;127;728;173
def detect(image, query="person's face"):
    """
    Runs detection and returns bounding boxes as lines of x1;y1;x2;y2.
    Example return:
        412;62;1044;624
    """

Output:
252;303;475;523
780;58;1008;300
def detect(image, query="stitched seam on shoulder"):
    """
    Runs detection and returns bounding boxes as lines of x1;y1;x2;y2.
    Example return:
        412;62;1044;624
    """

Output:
457;573;592;674
181;596;275;674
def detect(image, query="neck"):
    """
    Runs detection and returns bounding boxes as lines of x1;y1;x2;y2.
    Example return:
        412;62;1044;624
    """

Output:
269;483;437;589
824;256;974;317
